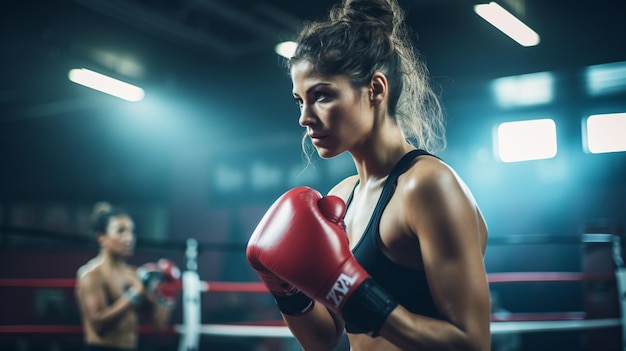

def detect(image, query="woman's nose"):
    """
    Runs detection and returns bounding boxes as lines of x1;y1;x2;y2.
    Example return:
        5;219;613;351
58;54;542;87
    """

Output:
298;104;316;127
123;231;135;242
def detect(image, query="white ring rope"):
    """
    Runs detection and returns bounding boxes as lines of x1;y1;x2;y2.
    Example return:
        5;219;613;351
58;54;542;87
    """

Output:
490;318;621;334
174;324;295;338
169;318;622;339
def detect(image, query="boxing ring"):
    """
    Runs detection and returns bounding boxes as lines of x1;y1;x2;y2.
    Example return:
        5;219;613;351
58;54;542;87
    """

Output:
0;232;624;351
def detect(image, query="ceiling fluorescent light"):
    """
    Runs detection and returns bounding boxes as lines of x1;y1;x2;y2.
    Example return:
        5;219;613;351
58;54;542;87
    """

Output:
474;2;540;47
68;68;145;102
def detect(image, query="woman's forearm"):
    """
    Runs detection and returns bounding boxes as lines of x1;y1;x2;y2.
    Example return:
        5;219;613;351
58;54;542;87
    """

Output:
283;302;345;351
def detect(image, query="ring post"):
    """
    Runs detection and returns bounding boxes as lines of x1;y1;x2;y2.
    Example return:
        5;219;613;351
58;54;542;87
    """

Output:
613;235;626;351
583;231;623;350
179;238;201;351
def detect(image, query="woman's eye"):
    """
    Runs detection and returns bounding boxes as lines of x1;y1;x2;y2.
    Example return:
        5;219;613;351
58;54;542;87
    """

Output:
294;98;303;109
314;92;327;101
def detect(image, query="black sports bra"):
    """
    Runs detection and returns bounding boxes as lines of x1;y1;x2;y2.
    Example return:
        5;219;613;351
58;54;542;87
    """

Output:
344;150;441;332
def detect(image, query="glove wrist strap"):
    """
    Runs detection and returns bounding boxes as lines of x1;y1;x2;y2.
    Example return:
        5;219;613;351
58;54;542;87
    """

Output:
273;290;315;316
342;278;398;337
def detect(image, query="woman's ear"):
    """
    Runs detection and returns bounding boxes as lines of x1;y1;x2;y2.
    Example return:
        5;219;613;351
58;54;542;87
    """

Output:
370;72;388;106
97;234;106;247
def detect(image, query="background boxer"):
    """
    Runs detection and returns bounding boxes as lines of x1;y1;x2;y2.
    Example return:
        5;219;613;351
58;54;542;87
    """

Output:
75;202;179;351
247;0;491;350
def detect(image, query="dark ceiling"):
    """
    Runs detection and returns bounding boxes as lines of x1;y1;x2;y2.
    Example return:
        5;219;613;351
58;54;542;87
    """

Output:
1;0;625;201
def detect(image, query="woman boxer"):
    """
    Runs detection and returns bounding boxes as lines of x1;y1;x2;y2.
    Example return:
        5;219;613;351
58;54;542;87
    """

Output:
76;203;178;351
247;0;491;350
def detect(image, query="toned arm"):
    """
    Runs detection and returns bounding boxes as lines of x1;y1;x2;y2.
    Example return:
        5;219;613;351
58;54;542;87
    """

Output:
76;270;137;335
137;279;176;329
378;160;491;350
283;304;346;351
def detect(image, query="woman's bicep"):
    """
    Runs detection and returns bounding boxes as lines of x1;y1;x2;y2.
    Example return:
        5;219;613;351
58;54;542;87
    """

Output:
77;274;106;321
408;166;490;341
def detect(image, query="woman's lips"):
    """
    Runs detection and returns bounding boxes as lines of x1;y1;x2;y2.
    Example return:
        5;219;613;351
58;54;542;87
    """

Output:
309;134;327;145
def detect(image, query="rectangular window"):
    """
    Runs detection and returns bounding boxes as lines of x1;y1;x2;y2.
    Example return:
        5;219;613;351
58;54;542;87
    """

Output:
583;113;626;153
585;61;626;97
495;119;557;162
492;72;554;108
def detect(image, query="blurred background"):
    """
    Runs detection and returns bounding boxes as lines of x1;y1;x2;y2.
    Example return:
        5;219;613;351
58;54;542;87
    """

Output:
1;0;625;350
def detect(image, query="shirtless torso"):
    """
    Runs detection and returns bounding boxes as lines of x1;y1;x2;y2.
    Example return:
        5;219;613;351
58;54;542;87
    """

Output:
76;257;144;350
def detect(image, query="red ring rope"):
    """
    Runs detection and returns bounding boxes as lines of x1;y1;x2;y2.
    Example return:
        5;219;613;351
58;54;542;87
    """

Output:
0;325;176;334
201;281;267;293
0;278;76;288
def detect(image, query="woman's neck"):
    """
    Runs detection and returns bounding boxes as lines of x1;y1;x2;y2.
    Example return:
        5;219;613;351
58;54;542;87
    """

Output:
98;251;126;269
350;122;414;183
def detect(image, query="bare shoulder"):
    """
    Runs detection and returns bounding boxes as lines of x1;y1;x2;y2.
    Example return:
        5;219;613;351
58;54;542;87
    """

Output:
125;263;138;274
77;257;99;277
398;155;476;203
398;154;488;247
76;261;102;288
327;175;359;201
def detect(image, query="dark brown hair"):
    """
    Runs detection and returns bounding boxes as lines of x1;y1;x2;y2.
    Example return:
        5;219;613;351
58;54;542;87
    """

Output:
289;0;445;153
89;202;130;237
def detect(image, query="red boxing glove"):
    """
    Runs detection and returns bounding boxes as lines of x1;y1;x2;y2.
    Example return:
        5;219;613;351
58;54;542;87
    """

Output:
247;187;397;334
155;259;182;306
252;263;315;316
247;210;315;316
158;259;181;281
137;262;163;293
137;259;181;307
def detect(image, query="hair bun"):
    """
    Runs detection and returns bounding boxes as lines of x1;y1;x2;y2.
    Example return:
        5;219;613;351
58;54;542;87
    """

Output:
90;201;111;224
331;0;401;35
92;202;112;217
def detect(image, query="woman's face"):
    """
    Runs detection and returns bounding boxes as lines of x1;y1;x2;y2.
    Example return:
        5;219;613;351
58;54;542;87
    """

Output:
100;215;135;257
291;60;374;158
